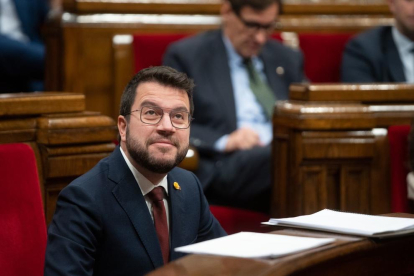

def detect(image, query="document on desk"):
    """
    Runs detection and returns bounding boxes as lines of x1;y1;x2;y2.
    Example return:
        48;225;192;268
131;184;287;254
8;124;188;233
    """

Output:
175;232;334;258
266;209;414;238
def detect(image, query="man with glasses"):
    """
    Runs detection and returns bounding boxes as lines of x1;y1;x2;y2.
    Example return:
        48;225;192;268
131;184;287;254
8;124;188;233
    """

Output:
44;66;226;276
163;0;305;213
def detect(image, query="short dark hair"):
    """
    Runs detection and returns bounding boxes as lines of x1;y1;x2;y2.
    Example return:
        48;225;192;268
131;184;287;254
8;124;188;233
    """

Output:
119;66;195;119
228;0;282;15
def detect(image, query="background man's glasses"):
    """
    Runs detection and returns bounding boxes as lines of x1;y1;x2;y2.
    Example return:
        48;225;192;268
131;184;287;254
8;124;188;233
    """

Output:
234;12;276;33
128;106;192;129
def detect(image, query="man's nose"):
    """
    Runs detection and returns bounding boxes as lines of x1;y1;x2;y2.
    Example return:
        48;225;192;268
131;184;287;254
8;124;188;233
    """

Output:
157;113;176;132
254;29;267;45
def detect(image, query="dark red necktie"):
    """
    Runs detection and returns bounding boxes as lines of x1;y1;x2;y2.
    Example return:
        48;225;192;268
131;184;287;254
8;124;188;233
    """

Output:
148;187;169;264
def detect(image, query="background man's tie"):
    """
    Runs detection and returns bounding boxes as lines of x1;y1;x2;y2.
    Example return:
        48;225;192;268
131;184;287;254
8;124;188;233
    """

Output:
244;58;276;119
148;187;169;264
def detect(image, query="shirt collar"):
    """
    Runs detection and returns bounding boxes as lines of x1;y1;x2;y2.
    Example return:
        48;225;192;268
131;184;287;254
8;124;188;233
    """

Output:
222;33;262;69
120;147;169;197
392;26;414;54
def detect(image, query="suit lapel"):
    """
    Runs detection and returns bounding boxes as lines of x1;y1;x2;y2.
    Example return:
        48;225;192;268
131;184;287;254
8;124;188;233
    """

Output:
207;31;238;130
260;44;286;100
384;29;406;82
109;148;164;269
167;172;187;260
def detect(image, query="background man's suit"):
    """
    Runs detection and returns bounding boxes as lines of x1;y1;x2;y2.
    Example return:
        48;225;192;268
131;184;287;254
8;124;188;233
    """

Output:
44;147;225;276
341;26;405;83
163;30;304;212
0;0;49;92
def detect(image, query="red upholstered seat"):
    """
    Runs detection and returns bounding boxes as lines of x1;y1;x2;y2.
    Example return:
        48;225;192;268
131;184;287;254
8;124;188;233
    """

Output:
388;125;411;212
209;206;269;235
0;143;47;276
298;33;354;83
133;34;189;72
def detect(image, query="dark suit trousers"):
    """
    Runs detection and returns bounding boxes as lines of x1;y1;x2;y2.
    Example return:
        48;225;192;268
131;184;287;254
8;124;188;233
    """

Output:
204;145;272;213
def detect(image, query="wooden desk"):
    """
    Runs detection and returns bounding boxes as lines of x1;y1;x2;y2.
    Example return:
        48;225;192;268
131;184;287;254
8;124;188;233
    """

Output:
272;84;414;218
147;214;414;276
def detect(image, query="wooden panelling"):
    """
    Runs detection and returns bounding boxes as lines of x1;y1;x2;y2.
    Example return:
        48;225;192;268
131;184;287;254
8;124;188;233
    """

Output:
0;93;118;225
62;0;391;15
272;84;414;217
0;92;84;116
340;165;370;213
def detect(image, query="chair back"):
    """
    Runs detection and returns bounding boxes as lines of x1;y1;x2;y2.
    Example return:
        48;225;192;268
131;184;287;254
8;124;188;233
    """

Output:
388;125;411;212
0;143;47;276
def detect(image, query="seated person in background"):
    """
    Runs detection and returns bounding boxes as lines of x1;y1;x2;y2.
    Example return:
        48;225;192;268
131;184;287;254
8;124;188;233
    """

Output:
44;66;226;276
0;0;49;92
163;0;305;213
341;0;414;83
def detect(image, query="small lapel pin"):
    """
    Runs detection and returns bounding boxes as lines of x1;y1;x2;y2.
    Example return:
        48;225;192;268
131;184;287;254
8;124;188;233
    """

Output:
173;182;181;190
276;66;285;76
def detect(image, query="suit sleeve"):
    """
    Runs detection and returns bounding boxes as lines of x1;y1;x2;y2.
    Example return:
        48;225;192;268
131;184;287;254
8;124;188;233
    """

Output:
44;184;102;276
341;38;377;83
191;173;227;240
0;35;45;79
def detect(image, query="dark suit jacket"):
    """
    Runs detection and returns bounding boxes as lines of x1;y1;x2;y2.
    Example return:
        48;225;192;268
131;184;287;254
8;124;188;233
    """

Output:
44;147;226;276
0;0;49;92
163;30;305;188
341;26;405;83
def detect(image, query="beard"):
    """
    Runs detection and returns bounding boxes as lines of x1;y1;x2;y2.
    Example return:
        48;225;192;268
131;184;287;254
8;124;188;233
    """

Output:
125;128;188;174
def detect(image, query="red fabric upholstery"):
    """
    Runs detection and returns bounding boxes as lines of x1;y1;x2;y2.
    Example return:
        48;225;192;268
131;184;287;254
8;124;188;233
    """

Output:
388;125;411;212
0;143;47;276
298;33;354;83
210;206;269;235
133;34;188;72
132;33;353;83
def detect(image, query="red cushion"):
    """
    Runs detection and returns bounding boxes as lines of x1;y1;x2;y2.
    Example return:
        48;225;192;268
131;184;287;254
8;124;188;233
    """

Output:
210;205;269;235
298;33;354;83
0;143;46;276
388;125;411;212
133;34;189;72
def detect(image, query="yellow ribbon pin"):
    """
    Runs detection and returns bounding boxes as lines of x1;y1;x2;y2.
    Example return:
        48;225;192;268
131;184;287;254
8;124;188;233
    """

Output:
173;182;181;190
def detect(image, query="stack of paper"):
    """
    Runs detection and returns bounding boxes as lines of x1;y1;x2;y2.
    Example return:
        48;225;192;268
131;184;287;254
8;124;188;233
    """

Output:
266;209;414;238
175;232;334;258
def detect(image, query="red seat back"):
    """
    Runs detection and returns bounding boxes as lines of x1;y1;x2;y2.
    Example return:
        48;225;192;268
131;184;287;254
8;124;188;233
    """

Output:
0;143;47;276
210;206;269;234
298;33;354;82
133;34;188;72
388;125;411;212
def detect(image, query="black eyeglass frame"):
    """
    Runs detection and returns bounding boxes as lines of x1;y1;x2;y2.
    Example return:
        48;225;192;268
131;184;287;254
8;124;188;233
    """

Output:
126;106;193;129
233;10;276;33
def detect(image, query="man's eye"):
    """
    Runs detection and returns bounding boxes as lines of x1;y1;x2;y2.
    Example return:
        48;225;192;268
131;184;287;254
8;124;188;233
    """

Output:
173;113;185;120
145;109;157;116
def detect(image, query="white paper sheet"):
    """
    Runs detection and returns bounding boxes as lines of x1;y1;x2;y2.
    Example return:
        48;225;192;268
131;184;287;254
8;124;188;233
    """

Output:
175;232;335;258
267;209;414;237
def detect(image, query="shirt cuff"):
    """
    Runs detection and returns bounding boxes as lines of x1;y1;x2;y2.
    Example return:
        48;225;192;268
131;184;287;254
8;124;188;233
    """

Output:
214;135;229;152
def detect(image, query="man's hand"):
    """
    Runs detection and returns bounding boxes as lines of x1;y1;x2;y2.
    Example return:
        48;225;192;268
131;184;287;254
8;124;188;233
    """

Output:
225;127;262;152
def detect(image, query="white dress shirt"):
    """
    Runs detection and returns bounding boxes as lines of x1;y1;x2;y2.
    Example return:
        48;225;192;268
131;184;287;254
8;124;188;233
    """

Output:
214;35;273;151
0;0;28;42
120;147;170;231
392;27;414;83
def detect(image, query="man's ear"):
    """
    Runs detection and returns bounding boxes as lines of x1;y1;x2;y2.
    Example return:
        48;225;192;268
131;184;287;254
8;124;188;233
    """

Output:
220;1;232;20
118;115;128;143
387;0;396;14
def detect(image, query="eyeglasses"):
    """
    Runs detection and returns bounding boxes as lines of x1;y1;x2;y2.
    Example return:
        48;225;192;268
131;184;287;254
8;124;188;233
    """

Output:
234;12;276;34
127;105;193;129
